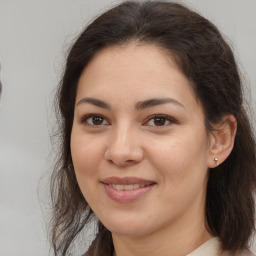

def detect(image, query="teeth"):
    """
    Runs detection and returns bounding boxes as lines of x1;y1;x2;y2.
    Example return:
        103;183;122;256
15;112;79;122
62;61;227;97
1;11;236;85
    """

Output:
124;185;134;191
133;184;140;189
110;184;146;191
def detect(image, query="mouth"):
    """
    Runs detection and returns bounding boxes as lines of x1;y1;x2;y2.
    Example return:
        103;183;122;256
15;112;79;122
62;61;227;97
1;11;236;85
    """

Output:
108;184;149;191
101;176;156;203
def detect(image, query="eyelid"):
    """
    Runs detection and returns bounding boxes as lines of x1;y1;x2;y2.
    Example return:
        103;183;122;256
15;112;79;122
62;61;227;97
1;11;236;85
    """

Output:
80;114;110;126
143;114;177;127
79;113;177;127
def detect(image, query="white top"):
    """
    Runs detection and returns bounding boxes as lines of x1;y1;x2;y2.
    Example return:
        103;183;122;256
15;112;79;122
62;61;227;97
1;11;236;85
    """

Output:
187;237;254;256
84;231;255;256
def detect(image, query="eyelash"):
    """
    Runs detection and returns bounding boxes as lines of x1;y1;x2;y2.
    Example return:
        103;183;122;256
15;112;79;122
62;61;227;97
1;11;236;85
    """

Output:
144;114;177;127
81;114;110;126
80;114;177;127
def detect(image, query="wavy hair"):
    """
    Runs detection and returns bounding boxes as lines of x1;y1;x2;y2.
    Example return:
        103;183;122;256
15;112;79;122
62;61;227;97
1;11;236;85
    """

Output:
50;1;256;255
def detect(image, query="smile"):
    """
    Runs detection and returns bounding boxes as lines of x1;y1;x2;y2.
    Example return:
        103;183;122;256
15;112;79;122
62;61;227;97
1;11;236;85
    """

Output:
101;177;156;203
109;184;147;191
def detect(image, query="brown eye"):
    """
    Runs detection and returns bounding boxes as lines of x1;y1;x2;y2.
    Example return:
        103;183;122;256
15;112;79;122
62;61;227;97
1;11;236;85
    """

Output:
153;117;167;126
82;114;109;126
145;114;176;127
92;116;104;125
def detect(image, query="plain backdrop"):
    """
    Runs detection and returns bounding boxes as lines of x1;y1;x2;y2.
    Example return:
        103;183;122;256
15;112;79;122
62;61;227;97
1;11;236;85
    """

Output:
0;0;255;255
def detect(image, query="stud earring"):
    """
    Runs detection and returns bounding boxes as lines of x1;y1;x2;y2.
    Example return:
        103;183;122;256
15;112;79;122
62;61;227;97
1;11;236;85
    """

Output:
214;157;218;165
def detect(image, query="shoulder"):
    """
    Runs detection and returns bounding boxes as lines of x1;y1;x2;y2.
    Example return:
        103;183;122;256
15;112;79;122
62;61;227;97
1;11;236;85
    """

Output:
236;252;255;256
188;237;255;256
221;250;255;256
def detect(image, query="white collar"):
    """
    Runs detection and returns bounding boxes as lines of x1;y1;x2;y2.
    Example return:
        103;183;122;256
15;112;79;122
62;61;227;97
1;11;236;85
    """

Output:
187;237;229;256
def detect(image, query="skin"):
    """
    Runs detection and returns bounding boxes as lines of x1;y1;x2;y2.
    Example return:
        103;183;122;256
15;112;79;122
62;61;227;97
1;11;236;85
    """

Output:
70;43;236;256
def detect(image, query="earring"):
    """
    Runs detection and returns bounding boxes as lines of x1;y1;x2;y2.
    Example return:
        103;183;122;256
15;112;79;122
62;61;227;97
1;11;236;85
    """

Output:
214;157;218;165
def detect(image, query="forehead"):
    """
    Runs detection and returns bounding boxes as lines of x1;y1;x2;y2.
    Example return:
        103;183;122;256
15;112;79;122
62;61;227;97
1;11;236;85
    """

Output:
89;42;176;67
76;43;198;110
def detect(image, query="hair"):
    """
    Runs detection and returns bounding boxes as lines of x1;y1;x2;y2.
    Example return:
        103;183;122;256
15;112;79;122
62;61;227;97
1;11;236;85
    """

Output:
50;1;256;255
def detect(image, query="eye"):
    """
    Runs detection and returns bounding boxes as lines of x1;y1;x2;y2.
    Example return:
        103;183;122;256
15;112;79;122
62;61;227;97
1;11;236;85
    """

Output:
145;114;176;127
81;114;110;126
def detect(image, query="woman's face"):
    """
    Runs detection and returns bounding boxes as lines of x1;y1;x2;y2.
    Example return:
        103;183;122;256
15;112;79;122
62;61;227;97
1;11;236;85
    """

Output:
71;44;213;238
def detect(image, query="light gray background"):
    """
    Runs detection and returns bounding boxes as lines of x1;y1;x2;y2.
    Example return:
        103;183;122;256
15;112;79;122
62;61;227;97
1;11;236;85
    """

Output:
0;1;255;255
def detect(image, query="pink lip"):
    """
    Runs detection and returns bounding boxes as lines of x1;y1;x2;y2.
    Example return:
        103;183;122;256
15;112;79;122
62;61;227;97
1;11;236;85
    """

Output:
102;176;155;185
101;176;156;203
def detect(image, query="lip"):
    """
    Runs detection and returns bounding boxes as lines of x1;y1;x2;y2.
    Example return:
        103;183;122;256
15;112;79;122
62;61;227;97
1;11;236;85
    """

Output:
101;176;156;203
102;176;155;185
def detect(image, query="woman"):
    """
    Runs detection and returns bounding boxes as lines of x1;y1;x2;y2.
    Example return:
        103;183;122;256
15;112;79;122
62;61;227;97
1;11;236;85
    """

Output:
50;1;256;255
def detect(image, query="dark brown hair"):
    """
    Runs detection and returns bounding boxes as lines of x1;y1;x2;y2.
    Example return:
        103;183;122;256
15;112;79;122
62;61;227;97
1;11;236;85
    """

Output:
50;1;256;255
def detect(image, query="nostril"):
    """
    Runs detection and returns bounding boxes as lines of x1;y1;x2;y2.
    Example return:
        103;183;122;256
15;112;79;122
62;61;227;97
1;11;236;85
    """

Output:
104;141;144;166
106;158;136;167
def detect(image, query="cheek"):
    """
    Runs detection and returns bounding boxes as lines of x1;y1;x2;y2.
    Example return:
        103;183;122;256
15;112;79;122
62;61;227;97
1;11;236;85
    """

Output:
70;133;106;205
148;131;209;185
147;135;209;215
70;133;105;177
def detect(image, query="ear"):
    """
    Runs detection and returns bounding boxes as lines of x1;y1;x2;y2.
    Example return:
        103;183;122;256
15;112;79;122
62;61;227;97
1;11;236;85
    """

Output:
207;115;237;168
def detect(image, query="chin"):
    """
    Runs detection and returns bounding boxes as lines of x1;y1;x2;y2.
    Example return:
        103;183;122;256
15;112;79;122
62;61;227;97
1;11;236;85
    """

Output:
101;218;150;237
109;226;146;237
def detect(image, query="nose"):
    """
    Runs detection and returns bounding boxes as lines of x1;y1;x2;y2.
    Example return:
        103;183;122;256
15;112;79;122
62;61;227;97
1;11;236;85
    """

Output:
104;124;144;167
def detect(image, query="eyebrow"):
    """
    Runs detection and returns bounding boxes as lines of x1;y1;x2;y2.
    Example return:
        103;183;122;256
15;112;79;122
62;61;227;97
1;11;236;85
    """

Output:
77;97;111;109
135;98;184;110
76;97;184;110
